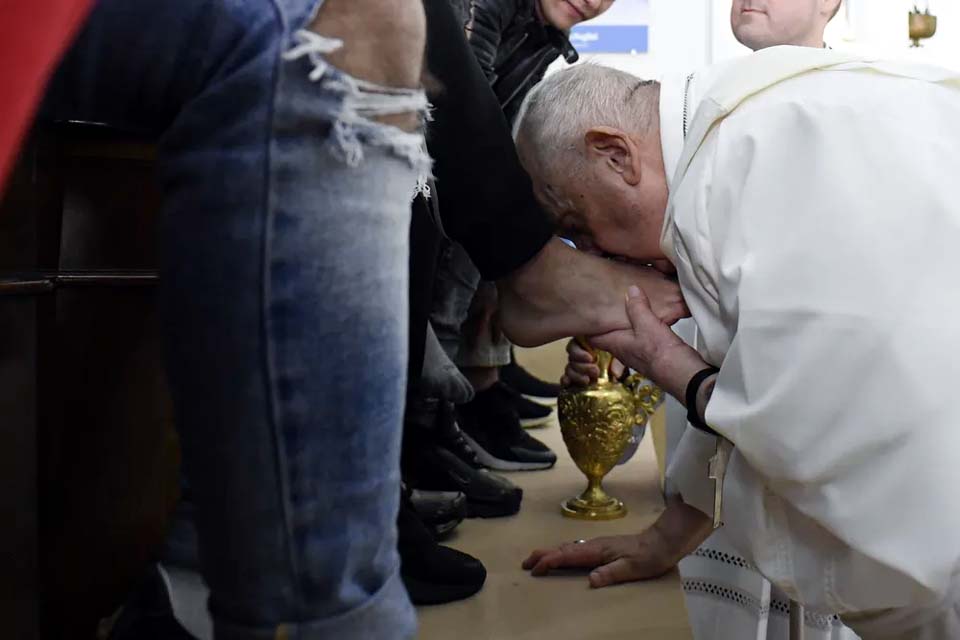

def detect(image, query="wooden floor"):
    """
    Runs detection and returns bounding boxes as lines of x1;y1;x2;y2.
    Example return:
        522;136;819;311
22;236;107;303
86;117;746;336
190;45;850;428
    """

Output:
416;343;692;640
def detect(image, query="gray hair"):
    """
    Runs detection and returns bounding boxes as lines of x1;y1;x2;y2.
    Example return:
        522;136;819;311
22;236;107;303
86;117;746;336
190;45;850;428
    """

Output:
513;63;659;181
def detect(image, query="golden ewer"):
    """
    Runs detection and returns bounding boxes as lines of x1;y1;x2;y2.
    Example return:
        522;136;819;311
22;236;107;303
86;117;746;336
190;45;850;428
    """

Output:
558;343;664;520
909;8;937;47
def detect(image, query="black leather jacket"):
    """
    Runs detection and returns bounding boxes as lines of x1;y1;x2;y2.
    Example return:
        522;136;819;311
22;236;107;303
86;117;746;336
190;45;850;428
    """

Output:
454;0;579;123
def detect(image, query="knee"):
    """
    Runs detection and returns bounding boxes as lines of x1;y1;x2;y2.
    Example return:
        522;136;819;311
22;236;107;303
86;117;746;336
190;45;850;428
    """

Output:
306;0;426;91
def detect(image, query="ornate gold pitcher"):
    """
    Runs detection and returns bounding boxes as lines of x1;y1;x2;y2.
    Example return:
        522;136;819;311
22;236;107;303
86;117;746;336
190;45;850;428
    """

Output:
558;344;661;520
909;8;937;47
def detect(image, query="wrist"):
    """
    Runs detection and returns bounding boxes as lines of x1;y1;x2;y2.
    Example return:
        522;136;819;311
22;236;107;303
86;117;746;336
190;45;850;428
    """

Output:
643;521;684;574
649;346;709;400
650;500;712;567
685;368;719;433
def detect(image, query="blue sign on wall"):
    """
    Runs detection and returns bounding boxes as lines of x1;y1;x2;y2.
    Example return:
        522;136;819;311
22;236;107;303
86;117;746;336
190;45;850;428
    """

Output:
569;25;649;54
568;0;649;54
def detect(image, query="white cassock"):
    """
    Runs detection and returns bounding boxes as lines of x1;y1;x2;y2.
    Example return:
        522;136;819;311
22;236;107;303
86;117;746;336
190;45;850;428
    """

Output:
659;46;960;639
660;65;859;640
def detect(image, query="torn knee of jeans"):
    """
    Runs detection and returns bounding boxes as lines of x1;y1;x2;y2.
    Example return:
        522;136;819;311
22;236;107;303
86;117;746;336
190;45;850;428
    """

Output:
283;30;432;197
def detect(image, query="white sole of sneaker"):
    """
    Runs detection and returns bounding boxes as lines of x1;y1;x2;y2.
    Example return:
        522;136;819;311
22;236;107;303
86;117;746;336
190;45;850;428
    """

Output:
519;415;552;428
460;432;555;471
522;394;558;407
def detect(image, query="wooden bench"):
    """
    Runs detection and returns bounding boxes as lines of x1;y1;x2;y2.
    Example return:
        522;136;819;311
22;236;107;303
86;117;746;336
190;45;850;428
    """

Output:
1;122;180;640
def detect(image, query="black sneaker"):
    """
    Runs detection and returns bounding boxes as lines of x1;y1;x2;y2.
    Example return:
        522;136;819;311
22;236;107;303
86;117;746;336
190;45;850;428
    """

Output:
403;438;523;517
398;492;486;605
107;565;198;640
510;388;554;428
409;488;467;540
501;355;561;405
457;383;557;471
434;400;484;468
403;403;523;517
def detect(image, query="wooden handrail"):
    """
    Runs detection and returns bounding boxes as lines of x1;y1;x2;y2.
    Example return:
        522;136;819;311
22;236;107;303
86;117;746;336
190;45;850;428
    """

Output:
0;270;159;295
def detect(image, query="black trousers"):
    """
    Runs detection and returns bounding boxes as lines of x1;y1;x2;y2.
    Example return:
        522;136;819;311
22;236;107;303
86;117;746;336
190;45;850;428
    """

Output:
407;194;442;385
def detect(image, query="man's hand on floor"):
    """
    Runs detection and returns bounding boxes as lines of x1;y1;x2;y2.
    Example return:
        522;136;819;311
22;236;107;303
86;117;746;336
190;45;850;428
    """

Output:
522;499;712;588
522;533;677;588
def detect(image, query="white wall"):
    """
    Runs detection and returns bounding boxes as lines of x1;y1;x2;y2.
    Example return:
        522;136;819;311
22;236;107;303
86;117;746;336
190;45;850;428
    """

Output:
550;0;714;79
828;0;960;71
554;0;750;77
710;0;960;69
552;0;960;79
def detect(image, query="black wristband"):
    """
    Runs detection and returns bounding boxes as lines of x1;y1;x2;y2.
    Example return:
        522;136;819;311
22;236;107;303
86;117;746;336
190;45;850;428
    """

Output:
685;367;720;435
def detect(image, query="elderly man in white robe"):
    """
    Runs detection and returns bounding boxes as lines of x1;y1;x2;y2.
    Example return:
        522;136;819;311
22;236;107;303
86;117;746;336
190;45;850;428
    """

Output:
517;48;960;639
672;6;848;638
556;1;855;637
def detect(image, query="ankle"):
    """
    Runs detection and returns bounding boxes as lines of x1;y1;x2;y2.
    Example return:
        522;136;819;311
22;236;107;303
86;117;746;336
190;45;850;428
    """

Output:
464;367;499;392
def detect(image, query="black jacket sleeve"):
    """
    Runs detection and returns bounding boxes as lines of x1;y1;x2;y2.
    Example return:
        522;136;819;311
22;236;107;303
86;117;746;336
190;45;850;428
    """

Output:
424;0;555;280
462;0;512;83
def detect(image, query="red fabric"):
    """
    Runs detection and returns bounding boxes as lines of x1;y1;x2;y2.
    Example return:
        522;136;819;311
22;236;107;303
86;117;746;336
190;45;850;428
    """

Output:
0;0;93;191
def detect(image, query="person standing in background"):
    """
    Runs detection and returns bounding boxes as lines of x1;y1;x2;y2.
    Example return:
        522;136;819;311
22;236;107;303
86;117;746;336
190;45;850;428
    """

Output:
731;0;841;50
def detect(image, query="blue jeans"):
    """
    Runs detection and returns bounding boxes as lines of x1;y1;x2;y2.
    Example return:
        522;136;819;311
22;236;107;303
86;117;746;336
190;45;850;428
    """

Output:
44;1;428;638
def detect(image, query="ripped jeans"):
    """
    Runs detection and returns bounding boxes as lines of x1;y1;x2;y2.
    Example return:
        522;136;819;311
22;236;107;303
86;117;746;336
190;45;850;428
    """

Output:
42;0;428;638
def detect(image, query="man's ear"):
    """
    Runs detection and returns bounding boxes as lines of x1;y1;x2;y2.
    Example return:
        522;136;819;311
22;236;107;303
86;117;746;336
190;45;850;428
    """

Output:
584;127;641;186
